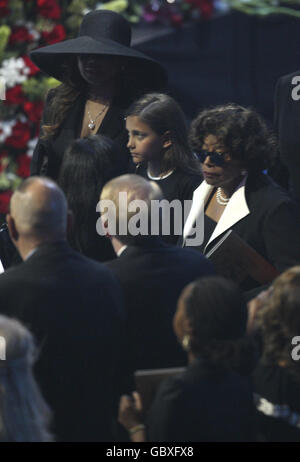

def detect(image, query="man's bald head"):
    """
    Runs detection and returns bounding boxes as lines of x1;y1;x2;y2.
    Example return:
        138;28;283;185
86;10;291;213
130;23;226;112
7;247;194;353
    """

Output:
10;177;68;240
100;174;163;245
101;174;163;205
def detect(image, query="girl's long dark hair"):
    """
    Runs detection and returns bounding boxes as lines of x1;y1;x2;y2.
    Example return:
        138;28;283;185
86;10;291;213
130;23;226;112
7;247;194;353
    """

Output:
58;135;124;261
126;93;201;175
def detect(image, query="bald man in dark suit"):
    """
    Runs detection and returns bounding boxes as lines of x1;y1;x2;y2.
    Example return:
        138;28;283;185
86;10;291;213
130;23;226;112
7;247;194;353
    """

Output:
0;177;125;442
101;174;215;373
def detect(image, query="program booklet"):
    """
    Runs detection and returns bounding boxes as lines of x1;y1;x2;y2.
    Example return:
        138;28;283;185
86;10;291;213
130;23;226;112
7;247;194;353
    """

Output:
134;367;185;413
205;230;279;285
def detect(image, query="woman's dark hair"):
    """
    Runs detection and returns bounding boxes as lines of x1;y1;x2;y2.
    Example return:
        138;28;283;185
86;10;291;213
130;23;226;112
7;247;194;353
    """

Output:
183;276;256;375
41;58;86;140
58;134;124;261
189;103;276;174
257;266;300;383
126;93;201;175
42;57;163;140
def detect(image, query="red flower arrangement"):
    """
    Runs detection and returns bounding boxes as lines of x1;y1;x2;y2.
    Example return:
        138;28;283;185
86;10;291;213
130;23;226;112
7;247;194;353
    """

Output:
9;26;33;45
42;24;66;44
22;56;40;76
37;0;62;20
23;101;44;123
185;0;214;19
5;122;31;150
4;86;25;105
0;191;13;214
0;0;218;216
16;153;31;178
0;0;9;18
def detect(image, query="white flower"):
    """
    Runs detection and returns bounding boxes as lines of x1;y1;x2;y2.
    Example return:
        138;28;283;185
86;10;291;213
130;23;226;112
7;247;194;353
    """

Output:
27;137;38;157
0;120;14;143
14;20;41;41
0;57;31;88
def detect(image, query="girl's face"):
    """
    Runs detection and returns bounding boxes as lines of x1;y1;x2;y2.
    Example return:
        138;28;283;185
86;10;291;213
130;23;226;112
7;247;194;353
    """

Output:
126;116;170;165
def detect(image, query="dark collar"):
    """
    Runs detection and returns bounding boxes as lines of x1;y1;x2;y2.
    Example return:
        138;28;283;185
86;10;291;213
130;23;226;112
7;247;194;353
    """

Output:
25;240;72;262
119;237;169;258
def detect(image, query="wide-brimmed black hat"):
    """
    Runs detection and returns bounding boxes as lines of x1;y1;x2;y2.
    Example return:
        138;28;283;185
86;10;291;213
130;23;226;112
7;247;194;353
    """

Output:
30;10;167;90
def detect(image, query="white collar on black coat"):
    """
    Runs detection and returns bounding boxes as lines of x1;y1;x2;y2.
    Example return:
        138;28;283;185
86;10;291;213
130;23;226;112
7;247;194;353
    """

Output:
183;175;249;252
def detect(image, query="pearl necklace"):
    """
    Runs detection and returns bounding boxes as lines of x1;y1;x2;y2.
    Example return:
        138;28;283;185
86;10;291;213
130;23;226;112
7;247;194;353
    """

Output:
216;187;230;206
87;104;108;130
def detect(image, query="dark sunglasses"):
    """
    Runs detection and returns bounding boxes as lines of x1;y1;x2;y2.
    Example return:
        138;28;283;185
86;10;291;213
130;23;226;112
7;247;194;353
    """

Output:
196;149;228;166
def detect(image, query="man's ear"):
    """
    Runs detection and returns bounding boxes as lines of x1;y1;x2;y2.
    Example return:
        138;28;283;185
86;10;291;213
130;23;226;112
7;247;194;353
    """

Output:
162;131;172;149
102;218;111;238
6;214;18;242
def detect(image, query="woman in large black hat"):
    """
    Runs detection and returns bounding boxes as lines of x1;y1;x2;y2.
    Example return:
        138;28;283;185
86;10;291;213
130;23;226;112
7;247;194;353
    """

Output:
30;10;167;180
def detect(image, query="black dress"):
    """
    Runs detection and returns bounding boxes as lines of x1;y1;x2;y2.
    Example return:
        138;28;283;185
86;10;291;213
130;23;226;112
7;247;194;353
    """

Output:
146;359;255;442
31;90;131;180
136;164;202;245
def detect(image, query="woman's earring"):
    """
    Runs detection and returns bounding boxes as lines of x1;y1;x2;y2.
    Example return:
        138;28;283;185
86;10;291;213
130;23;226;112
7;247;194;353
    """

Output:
182;335;191;352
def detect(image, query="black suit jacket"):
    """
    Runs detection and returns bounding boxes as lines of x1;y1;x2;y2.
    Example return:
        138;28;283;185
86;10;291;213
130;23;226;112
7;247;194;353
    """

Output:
30;91;131;179
0;241;125;442
183;174;300;290
105;238;214;372
274;71;300;202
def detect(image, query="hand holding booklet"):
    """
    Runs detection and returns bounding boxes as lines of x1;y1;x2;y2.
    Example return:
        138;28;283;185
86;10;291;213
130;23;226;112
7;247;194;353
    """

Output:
205;229;279;285
134;367;185;413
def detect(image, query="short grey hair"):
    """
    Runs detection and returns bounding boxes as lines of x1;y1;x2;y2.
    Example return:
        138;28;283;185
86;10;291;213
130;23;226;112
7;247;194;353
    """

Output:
10;177;67;240
100;174;163;245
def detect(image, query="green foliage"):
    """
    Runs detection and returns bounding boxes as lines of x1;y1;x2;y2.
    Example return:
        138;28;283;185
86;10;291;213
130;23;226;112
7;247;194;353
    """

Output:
102;0;129;13
0;26;11;60
22;77;59;102
0;172;22;191
228;0;300;18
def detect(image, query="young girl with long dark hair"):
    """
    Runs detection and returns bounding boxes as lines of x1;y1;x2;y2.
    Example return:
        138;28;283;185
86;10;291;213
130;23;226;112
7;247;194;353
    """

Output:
126;93;202;243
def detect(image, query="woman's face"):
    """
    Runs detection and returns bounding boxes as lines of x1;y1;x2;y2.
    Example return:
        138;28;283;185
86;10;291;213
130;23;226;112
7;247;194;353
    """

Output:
200;134;243;189
126;115;168;165
77;55;120;86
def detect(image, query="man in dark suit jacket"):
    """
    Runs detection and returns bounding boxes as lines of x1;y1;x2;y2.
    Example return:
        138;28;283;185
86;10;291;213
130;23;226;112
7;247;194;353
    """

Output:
274;71;300;203
100;174;214;373
0;177;125;442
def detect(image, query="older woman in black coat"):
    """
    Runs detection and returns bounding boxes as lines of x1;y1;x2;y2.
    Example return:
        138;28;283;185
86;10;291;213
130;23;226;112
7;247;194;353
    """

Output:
183;104;300;292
